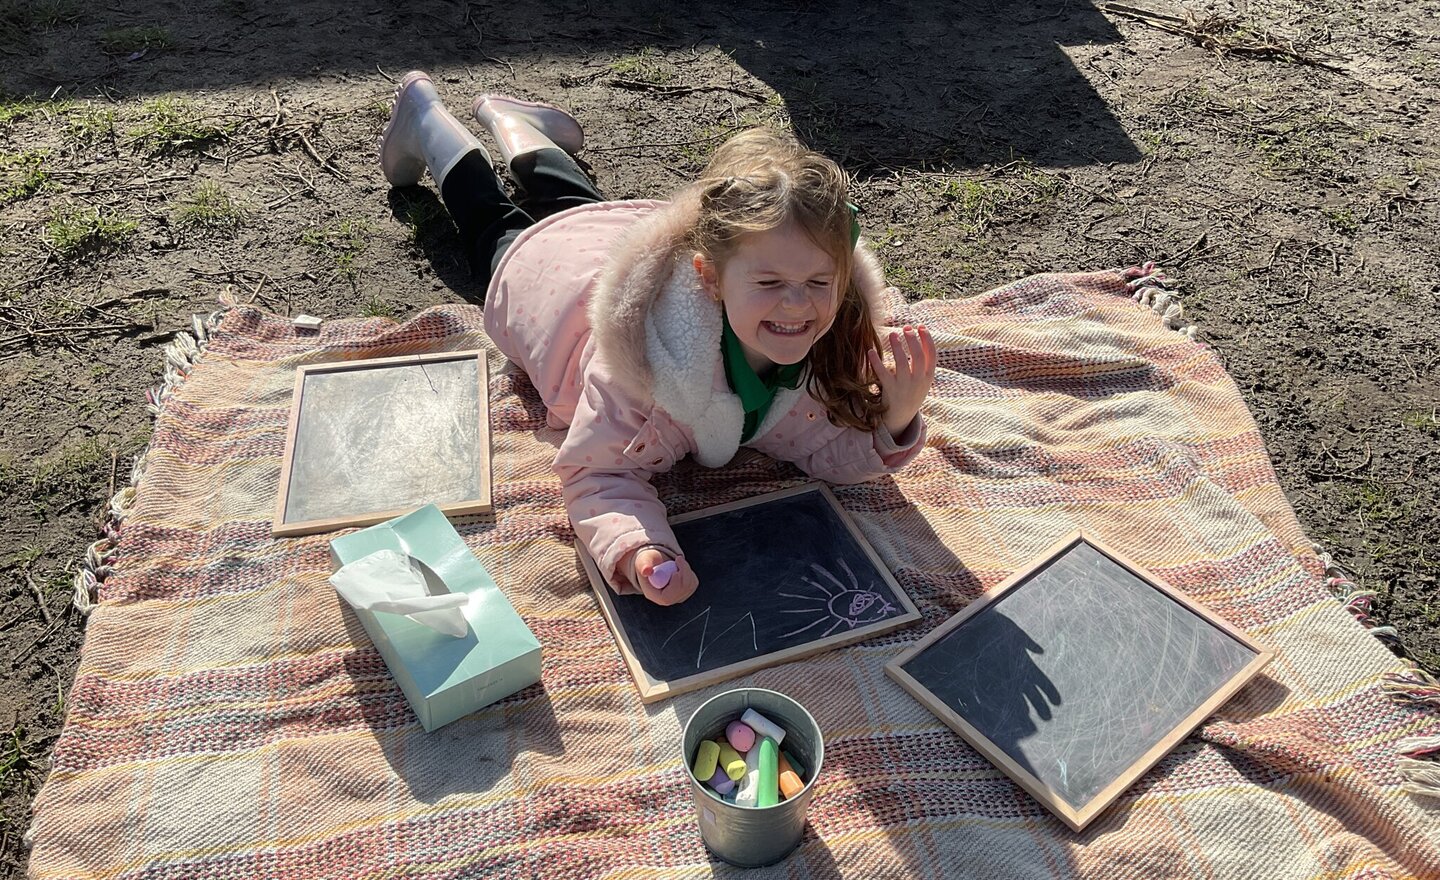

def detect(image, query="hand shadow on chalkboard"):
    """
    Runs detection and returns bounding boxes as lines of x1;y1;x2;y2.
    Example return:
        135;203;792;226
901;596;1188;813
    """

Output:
963;610;1063;785
338;612;564;802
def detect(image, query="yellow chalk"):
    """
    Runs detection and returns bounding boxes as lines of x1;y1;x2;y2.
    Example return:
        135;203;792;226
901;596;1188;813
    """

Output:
692;740;720;781
716;740;746;781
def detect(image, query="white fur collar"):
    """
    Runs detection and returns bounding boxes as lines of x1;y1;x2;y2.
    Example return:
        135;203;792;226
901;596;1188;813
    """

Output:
645;261;744;466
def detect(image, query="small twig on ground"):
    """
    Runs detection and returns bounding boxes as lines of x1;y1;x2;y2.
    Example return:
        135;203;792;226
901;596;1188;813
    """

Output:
608;78;768;102
1266;279;1312;307
23;566;54;626
486;55;516;79
295;129;347;180
10;617;65;667
105;450;119;507
1;270;63;294
1170;229;1213;268
1099;3;1348;73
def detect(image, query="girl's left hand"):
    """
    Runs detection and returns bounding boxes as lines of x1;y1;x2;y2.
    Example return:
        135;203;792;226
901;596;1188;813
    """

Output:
867;325;937;438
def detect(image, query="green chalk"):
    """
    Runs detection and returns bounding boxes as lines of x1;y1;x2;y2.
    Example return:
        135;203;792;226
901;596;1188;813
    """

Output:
782;749;806;779
757;736;780;808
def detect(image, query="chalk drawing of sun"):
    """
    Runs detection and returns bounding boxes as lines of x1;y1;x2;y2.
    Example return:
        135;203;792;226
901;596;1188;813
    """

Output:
778;559;896;639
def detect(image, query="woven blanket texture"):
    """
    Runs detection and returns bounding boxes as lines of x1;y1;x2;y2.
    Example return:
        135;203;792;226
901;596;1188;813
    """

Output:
27;269;1440;880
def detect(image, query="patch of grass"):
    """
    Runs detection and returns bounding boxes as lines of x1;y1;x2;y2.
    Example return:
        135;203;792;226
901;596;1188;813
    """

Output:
883;263;950;300
301;218;373;280
1401;409;1439;435
1248;112;1359;180
396;195;448;250
99;24;173;55
65;104;117;148
608;48;673;83
0;94;49;128
938;163;1063;234
173;181;246;234
1383;279;1419;305
30;436;110;510
1;150;49;204
360;296;396;319
0;450;21;496
1323;207;1358;235
0;0;79;44
1346;481;1419;527
127;97;234;156
45;205;138;261
0;726;37;788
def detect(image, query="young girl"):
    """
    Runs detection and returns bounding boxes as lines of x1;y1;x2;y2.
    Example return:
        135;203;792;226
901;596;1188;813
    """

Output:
380;71;937;606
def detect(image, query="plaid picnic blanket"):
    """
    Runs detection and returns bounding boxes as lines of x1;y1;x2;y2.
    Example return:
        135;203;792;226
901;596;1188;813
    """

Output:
28;268;1440;879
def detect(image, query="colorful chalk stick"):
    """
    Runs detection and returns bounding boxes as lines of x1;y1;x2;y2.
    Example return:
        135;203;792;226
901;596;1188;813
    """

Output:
734;745;762;807
706;767;735;795
740;708;786;746
648;559;677;589
781;749;806;779
777;751;804;799
716;741;746;781
725;720;756;753
757;737;780;807
692;739;719;781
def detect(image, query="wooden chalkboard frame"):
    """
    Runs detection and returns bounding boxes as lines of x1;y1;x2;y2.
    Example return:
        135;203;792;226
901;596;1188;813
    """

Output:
884;530;1274;831
578;483;921;703
272;350;493;537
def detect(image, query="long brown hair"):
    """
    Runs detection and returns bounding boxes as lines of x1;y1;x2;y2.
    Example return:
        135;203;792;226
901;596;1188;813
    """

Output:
685;129;885;432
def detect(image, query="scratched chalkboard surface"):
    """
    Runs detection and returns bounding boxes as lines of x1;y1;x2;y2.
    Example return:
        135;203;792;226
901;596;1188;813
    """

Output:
886;532;1272;830
273;351;492;537
579;484;921;702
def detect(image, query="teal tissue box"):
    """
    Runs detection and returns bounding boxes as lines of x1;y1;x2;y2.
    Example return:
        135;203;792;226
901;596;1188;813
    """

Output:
329;504;542;732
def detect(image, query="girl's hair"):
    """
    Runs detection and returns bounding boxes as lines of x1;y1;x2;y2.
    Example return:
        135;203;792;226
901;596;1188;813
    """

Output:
686;128;885;432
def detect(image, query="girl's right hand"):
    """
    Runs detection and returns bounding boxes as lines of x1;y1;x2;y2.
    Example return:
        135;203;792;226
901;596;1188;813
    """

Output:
629;547;699;605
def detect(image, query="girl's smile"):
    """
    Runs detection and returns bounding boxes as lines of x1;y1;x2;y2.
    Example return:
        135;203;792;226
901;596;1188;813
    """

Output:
693;221;839;375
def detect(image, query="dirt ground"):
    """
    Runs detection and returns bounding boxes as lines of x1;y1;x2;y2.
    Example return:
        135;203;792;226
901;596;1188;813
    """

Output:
1;0;1437;875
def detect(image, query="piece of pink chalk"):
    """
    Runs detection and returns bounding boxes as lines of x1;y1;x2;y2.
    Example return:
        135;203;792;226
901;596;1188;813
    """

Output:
725;720;756;753
648;559;678;589
706;766;735;795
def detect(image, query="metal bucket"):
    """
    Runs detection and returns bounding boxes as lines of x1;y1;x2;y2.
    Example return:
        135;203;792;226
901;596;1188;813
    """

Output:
681;688;824;868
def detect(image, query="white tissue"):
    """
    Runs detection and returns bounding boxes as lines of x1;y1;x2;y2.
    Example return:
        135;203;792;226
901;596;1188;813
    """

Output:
329;549;470;638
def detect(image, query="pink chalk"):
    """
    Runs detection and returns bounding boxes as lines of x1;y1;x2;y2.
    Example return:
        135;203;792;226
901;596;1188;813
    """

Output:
725;720;756;753
706;767;735;795
648;559;678;589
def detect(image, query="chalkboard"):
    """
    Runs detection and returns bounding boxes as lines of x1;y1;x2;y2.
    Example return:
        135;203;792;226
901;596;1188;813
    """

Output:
578;483;921;702
885;531;1272;831
273;351;493;537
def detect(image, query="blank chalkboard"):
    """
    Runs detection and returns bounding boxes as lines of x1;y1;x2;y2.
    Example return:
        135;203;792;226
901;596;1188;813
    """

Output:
273;351;493;537
578;483;920;702
886;531;1272;831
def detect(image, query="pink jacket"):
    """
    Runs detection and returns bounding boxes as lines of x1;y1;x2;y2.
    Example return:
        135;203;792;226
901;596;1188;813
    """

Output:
485;196;926;593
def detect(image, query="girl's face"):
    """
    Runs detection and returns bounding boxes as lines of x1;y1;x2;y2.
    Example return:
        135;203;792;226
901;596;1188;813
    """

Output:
693;221;839;375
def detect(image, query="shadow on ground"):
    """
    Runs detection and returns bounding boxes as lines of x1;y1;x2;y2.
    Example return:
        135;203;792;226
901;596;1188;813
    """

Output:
3;0;1138;169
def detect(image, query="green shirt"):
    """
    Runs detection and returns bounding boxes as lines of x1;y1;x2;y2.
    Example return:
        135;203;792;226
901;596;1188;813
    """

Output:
721;312;805;443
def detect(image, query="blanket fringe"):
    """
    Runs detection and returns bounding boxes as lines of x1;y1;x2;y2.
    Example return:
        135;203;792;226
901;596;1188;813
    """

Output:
1312;541;1440;798
71;299;233;614
1120;262;1199;340
1399;758;1440;798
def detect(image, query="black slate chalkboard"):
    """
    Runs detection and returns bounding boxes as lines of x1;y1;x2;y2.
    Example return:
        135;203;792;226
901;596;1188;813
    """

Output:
580;483;920;701
886;532;1272;830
